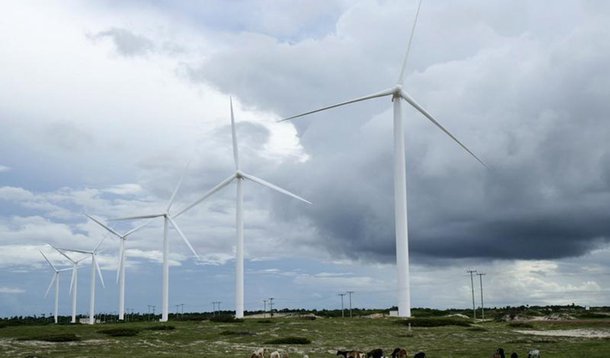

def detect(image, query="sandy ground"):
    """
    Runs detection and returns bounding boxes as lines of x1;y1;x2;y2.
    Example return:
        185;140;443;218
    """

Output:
515;329;610;338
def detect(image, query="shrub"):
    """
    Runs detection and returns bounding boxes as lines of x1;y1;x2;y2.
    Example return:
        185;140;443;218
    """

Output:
507;322;534;329
257;320;273;324
98;328;140;337
219;330;254;336
18;333;81;342
265;336;311;344
398;317;471;327
210;315;243;323
144;325;176;331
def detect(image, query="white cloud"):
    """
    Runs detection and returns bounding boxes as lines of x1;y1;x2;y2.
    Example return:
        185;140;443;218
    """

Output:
0;287;25;294
0;165;10;173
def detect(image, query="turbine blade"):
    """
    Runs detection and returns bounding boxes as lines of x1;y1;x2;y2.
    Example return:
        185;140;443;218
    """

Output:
69;267;76;294
40;250;57;271
86;214;121;238
53;246;77;263
279;88;395;122
45;273;57;298
123;220;152;238
397;0;424;85
95;256;105;288
93;237;106;253
167;161;191;213
230;97;240;170
57;247;91;255
173;174;236;218
400;90;488;168
109;213;164;221
241;172;311;204
168;216;199;258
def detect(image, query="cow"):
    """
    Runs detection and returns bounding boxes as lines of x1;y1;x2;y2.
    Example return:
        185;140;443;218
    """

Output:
391;348;407;358
270;351;289;358
414;352;426;358
366;349;384;358
511;353;518;358
527;349;540;358
251;348;267;358
492;348;506;358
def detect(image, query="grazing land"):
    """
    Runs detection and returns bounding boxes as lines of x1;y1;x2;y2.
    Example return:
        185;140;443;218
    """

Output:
1;309;610;357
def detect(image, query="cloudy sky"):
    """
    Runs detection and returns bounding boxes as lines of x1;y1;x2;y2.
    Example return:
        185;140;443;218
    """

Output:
2;0;610;317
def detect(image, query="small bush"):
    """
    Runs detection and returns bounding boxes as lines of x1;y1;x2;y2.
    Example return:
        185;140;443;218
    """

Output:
220;330;254;336
507;322;535;329
265;336;311;344
18;333;81;342
144;325;175;331
467;326;487;332
257;320;273;324
98;328;140;337
210;315;243;323
398;317;471;327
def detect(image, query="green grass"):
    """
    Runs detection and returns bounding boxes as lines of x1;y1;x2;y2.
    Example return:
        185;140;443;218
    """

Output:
1;317;610;357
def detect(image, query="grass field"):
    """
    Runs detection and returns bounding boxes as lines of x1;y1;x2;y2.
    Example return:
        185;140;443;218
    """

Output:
1;315;610;357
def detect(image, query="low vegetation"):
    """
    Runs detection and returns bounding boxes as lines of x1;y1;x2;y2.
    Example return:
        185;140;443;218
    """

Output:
1;306;609;357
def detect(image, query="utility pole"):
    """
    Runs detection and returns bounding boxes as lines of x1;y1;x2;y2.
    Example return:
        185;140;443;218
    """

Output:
263;299;268;318
212;301;221;315
467;270;477;319
346;291;354;318
268;297;274;317
477;273;486;319
338;293;347;318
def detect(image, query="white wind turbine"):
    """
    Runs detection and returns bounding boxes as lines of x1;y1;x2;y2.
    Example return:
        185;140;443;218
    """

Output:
175;98;311;318
111;172;199;322
50;246;88;323
86;214;150;321
40;250;71;324
281;0;486;317
55;238;106;325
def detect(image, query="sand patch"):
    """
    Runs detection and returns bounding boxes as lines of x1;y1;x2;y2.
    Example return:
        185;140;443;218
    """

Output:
515;329;610;338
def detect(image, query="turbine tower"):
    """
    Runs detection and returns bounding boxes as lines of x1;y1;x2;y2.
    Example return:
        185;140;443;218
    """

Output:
281;0;485;317
111;170;199;322
86;214;149;321
50;246;88;323
40;250;71;324
55;238;106;325
176;98;310;318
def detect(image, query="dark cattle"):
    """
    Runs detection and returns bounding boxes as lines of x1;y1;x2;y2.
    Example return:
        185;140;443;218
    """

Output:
367;349;384;358
492;348;506;358
337;351;348;358
391;348;407;358
511;353;518;358
414;352;426;358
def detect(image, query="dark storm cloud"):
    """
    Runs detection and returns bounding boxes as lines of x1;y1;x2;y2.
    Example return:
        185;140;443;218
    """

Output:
185;1;610;263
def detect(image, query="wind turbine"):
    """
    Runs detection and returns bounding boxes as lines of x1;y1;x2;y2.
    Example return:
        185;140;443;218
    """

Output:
55;238;106;325
86;214;149;321
50;246;88;323
110;171;199;322
280;0;486;317
40;250;71;324
176;98;311;318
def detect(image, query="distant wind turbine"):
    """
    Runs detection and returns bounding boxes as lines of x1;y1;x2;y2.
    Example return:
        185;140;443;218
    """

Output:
86;214;150;321
55;238;106;325
50;245;88;323
280;0;486;317
176;98;310;318
111;168;199;322
40;250;71;324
